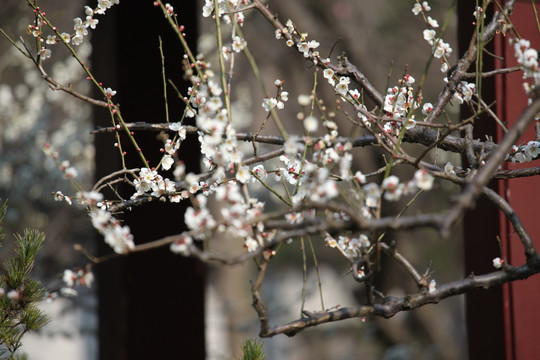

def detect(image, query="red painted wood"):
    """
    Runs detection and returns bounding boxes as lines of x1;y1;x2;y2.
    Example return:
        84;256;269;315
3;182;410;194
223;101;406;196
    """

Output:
495;2;540;359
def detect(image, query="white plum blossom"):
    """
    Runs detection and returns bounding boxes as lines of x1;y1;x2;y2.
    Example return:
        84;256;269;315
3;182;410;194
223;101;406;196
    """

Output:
283;136;303;157
38;47;51;60
335;77;351;96
297;39;319;58
304;116;318;132
403;74;415;86
104;87;117;98
63;269;94;288
170;236;193;256
453;81;476;104
473;6;485;20
77;191;103;206
87;16;99;29
428;279;437;294
363;183;381;208
383;81;418;120
310;180;339;202
46;35;56;45
414;169;434;190
512;38;539;100
85;5;94;16
169;122;185;133
427;16;439;28
244;237;259;252
444;162;457;175
60;32;71;43
202;0;214;17
150;177;176;197
236;165;251;184
134;167;158;195
185;206;216;233
422;102;434;115
72;34;84;46
60;288;78;297
252;164;267;181
405;117;416;129
285;212;304;224
7;290;20;301
89;208;134;254
506;141;540;163
382;175;402;200
262;97;277;111
323;68;335;86
440;62;449;73
433;39;453;59
54;191;73;205
232;36;247;52
354;171;367;184
493;257;504;269
412;1;431;15
64;166;78;179
423;29;436;44
297;94;311;106
164;139;180;155
104;224;134;254
63;269;77;287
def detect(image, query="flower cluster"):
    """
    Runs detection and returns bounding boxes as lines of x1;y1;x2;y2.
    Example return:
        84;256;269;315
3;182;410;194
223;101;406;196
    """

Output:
61;268;95;297
160;123;187;171
90;208;134;254
184;194;217;234
222;35;248;60
262;80;289;111
43;143;79;179
506;141;540;163
412;1;431;16
170;235;194;256
423;29;453;65
452;81;476;104
172;179;270;255
326;234;371;258
415;2;452;73
363;169;434;209
132;167;184;202
383;75;419;123
183;66;244;171
512;38;539;104
202;0;248;24
275;19;326;65
27;0;119;61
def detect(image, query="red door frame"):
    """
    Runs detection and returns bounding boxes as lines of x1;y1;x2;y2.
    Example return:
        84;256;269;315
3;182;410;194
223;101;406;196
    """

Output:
495;2;540;359
462;1;540;359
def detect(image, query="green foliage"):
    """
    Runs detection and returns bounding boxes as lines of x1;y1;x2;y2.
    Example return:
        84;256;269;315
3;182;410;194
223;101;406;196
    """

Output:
0;200;49;359
238;339;267;360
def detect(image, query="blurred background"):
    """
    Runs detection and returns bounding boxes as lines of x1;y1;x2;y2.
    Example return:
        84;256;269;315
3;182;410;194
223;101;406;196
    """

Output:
0;1;97;359
0;0;465;359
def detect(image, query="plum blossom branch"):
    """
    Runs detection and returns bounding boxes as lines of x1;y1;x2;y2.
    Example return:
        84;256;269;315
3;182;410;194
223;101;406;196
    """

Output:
8;0;540;342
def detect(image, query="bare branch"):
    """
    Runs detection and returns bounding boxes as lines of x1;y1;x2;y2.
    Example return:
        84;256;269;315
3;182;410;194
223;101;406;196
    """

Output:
441;97;540;237
260;255;540;337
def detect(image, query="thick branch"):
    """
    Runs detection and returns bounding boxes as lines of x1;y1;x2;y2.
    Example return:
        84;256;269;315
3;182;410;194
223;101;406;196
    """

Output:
92;121;502;158
482;187;537;259
261;255;540;337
